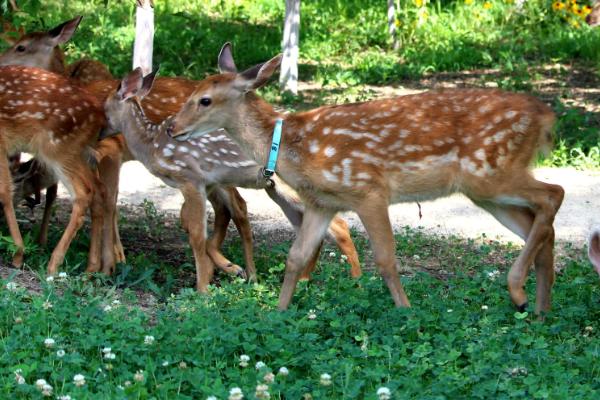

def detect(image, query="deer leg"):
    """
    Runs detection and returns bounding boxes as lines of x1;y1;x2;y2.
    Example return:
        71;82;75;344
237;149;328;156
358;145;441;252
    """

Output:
278;206;334;310
225;188;256;281
299;243;322;281
206;189;247;278
0;153;24;267
87;175;106;274
474;178;563;313
357;200;411;308
97;153;121;273
48;166;97;275
180;185;214;293
265;181;361;278
37;183;57;246
328;216;361;278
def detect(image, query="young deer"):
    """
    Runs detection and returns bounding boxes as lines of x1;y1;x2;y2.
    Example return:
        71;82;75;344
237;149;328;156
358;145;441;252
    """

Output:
589;230;600;277
0;16;362;279
168;43;565;314
101;68;361;290
0;65;107;273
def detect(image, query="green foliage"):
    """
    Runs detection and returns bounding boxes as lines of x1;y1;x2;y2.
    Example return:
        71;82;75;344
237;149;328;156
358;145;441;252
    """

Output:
1;223;600;398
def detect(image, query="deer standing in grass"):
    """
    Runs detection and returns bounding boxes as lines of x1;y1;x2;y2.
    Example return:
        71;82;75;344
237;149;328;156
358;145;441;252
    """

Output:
168;43;565;314
100;68;361;289
589;230;600;277
0;65;107;273
0;16;362;280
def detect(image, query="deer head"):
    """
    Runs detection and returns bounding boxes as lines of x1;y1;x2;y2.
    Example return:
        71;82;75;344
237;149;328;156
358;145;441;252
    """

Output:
0;16;82;74
167;43;282;141
101;67;158;139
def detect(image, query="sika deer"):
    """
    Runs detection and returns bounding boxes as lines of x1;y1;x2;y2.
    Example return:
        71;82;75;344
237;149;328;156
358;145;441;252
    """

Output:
0;65;107;273
101;68;361;291
168;43;565;314
0;16;362;279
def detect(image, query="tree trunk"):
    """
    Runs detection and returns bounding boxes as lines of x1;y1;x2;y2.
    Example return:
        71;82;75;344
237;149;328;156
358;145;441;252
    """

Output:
387;0;399;50
133;0;154;75
280;0;300;95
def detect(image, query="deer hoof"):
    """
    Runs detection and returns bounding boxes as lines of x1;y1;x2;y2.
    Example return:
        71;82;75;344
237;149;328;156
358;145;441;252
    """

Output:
516;302;528;313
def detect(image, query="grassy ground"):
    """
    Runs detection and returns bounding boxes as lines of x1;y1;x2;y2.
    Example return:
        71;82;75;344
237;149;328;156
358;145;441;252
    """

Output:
0;200;599;399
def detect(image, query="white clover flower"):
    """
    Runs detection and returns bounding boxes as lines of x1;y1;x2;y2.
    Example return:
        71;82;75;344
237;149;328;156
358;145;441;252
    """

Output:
585;326;594;332
58;272;68;279
481;305;489;310
179;361;187;369
112;299;121;306
14;370;25;385
207;397;218;400
340;254;348;262
255;361;266;370
413;254;421;260
162;361;169;367
46;276;54;283
103;305;113;312
144;335;155;345
447;309;453;313
35;378;48;390
487;270;500;280
102;347;111;354
58;396;72;400
73;374;85;387
43;301;53;310
239;354;250;368
377;386;392;400
307;309;317;320
134;370;145;382
255;383;270;399
228;387;244;400
56;349;65;358
320;373;332;386
41;383;53;396
44;338;55;348
5;282;17;291
263;372;275;383
124;380;132;387
104;352;116;360
328;251;336;258
278;366;289;376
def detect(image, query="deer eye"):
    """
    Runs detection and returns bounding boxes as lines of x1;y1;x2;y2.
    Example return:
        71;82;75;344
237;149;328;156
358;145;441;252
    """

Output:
15;45;26;53
199;97;211;107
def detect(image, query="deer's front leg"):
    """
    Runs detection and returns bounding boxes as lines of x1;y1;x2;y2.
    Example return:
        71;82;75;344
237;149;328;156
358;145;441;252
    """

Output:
0;151;24;267
180;184;214;293
279;206;334;310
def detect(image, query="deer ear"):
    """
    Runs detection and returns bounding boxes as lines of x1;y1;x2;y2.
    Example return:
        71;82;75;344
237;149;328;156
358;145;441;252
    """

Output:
237;54;283;91
218;42;237;73
589;230;600;277
47;16;82;45
138;67;159;99
117;68;144;101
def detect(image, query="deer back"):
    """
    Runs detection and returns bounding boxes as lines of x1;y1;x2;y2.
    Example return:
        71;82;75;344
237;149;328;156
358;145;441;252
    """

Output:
0;65;105;155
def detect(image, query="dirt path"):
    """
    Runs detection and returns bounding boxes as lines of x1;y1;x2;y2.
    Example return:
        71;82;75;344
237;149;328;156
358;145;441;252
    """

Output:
105;162;599;246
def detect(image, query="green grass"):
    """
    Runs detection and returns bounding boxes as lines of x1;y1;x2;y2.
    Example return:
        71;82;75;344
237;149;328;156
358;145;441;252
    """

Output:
1;207;599;399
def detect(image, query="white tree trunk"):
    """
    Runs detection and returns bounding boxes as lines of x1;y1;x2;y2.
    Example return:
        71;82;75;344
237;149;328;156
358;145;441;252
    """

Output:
387;0;399;50
133;0;154;75
280;0;300;94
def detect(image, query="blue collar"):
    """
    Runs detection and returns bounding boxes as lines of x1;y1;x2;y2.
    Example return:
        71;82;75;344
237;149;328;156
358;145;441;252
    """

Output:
263;118;283;178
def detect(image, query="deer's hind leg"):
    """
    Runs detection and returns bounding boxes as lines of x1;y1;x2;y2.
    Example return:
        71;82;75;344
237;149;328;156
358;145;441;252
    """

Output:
206;188;248;278
471;176;564;314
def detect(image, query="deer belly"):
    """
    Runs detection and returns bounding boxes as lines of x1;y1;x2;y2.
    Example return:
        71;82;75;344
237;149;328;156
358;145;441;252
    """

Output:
388;168;458;203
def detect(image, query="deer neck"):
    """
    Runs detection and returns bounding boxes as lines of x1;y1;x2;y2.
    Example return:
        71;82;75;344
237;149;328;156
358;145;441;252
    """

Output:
120;100;163;161
223;92;284;167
